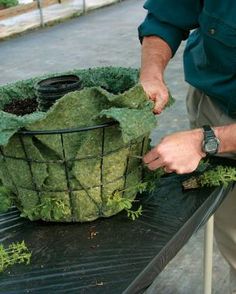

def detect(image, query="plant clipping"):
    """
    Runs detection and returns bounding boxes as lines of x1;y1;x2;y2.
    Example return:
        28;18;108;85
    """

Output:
0;241;31;273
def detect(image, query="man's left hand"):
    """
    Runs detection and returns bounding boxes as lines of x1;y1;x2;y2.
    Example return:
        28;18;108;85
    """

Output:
143;129;206;174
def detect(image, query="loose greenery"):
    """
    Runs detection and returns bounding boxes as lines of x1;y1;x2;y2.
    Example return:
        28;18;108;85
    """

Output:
182;163;236;190
199;165;236;187
0;241;31;273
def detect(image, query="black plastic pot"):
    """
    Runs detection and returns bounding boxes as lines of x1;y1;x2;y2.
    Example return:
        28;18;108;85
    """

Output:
35;75;82;111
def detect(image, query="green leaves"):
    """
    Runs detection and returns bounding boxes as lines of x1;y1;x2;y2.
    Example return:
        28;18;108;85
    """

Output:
21;197;71;221
106;177;161;221
183;162;236;190
126;206;143;221
107;191;143;221
0;241;31;273
199;165;236;187
0;186;12;213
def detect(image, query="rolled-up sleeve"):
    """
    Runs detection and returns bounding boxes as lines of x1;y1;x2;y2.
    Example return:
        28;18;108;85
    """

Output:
138;0;202;55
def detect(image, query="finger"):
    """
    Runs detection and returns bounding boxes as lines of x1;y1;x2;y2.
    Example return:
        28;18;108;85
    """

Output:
148;93;159;105
143;148;160;164
163;166;174;173
146;157;164;170
153;96;167;114
148;93;156;101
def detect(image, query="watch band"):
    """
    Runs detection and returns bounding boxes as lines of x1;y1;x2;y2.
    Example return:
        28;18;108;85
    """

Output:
202;125;215;140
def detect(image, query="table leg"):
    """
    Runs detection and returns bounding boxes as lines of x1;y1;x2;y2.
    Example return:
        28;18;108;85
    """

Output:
82;0;86;13
203;215;214;294
36;0;44;27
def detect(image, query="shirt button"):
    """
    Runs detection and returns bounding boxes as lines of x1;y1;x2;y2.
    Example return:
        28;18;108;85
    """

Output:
209;28;216;35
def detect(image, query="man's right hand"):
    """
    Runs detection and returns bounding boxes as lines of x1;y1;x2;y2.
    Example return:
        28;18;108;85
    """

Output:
140;36;172;114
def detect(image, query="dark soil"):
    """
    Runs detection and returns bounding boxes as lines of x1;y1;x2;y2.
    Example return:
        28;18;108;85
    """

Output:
3;98;38;116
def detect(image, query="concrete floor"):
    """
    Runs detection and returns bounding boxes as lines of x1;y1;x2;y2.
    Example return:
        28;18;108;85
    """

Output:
0;0;230;293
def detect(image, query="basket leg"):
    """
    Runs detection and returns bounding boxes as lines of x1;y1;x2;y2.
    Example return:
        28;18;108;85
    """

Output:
203;215;214;294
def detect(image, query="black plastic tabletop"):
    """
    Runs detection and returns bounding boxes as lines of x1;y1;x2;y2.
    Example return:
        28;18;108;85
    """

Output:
0;171;232;294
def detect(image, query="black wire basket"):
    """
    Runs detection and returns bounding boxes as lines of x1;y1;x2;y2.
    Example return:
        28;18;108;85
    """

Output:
0;67;152;223
0;122;148;222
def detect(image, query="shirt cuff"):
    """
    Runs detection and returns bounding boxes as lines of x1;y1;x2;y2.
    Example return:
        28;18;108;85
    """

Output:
138;13;188;56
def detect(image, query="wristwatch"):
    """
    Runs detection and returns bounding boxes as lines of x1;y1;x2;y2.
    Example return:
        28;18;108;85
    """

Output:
202;125;220;155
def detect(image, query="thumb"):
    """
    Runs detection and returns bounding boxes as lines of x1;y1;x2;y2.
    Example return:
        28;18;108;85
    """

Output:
153;95;168;114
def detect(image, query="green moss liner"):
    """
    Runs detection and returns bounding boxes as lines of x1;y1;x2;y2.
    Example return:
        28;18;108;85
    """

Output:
0;67;157;222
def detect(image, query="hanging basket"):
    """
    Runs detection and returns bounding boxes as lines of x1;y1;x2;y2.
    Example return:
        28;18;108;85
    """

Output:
0;67;156;222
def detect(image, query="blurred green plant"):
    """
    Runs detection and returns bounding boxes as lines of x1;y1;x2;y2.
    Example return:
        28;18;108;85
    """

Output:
0;241;31;273
0;185;12;213
0;0;19;8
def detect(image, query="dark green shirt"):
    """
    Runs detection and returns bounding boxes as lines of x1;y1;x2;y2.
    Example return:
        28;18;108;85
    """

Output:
138;0;236;117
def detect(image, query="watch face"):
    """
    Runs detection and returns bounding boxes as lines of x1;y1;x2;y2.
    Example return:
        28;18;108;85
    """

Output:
205;138;219;154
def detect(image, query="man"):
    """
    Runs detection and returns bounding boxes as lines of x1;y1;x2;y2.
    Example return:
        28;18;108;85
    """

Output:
138;0;236;292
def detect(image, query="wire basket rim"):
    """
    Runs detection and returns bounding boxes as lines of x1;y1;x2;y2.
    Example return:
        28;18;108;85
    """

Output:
17;120;118;136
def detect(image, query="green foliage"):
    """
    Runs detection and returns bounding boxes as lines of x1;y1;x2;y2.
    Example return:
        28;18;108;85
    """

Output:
106;171;165;221
127;205;143;221
20;206;40;221
0;0;18;8
41;197;71;221
0;185;12;213
143;167;165;192
0;241;31;273
107;190;143;220
183;162;236;190
199;165;236;187
21;197;71;221
108;192;133;210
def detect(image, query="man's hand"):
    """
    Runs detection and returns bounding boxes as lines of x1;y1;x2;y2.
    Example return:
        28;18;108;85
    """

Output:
140;76;169;114
140;36;172;114
143;129;206;174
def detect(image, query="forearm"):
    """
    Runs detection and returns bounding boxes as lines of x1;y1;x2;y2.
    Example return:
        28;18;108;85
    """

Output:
215;124;236;154
140;36;172;82
176;124;236;156
140;36;172;113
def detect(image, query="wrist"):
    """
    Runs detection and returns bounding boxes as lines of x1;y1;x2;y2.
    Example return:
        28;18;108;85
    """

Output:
140;72;164;84
201;125;220;156
192;129;206;158
213;127;222;153
213;125;233;154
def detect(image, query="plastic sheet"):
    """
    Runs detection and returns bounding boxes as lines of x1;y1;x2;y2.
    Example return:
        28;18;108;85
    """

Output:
0;171;232;294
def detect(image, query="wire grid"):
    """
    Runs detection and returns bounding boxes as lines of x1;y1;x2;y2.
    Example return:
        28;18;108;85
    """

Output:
0;122;147;220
